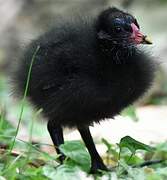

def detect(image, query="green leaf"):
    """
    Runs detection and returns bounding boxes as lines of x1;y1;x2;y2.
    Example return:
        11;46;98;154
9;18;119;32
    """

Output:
102;138;119;160
156;142;167;152
59;141;91;172
19;166;47;180
43;164;83;180
101;138;112;150
121;106;138;121
119;136;155;155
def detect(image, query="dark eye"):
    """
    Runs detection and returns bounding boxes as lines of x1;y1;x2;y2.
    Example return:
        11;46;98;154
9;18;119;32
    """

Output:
115;26;122;33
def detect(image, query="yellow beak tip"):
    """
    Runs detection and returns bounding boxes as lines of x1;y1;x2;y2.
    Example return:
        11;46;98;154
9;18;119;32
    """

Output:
144;36;153;44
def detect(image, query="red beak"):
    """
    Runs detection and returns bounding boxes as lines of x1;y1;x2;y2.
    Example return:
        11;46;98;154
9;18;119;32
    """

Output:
131;23;152;45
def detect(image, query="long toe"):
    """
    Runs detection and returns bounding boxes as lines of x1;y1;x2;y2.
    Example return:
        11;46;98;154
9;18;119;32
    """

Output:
90;161;108;174
58;154;66;164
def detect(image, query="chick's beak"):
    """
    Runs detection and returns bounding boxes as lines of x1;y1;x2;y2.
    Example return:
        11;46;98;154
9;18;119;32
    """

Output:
142;36;153;44
131;23;152;45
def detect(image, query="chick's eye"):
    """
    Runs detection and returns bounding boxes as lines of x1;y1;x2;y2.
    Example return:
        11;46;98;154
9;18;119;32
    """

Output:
114;26;122;33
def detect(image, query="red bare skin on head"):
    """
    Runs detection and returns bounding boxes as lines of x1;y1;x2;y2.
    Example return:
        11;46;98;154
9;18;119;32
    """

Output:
131;23;144;44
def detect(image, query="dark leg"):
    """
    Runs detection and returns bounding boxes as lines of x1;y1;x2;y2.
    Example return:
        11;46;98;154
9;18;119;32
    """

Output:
78;126;107;173
47;121;65;163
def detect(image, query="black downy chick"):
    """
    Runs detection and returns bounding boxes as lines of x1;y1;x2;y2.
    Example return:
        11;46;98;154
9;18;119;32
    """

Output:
13;7;156;173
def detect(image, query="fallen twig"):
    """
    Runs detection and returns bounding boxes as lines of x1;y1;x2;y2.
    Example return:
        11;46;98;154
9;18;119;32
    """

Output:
133;159;165;168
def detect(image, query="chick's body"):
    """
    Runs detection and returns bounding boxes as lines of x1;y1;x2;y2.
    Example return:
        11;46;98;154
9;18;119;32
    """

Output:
16;15;154;128
14;7;156;172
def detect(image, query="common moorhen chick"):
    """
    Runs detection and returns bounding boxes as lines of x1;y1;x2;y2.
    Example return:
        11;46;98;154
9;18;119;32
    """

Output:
13;7;156;173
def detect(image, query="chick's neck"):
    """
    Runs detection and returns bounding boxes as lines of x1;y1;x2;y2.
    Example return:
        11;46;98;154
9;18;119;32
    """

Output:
98;39;137;64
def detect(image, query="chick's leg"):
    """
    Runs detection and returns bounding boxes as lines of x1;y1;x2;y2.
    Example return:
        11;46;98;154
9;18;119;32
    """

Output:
78;126;107;173
47;121;65;163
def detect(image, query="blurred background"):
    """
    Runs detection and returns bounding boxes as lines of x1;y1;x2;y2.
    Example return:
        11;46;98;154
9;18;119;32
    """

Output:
0;0;167;154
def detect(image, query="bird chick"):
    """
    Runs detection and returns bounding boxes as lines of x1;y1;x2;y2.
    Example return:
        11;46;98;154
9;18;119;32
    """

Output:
13;7;156;173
